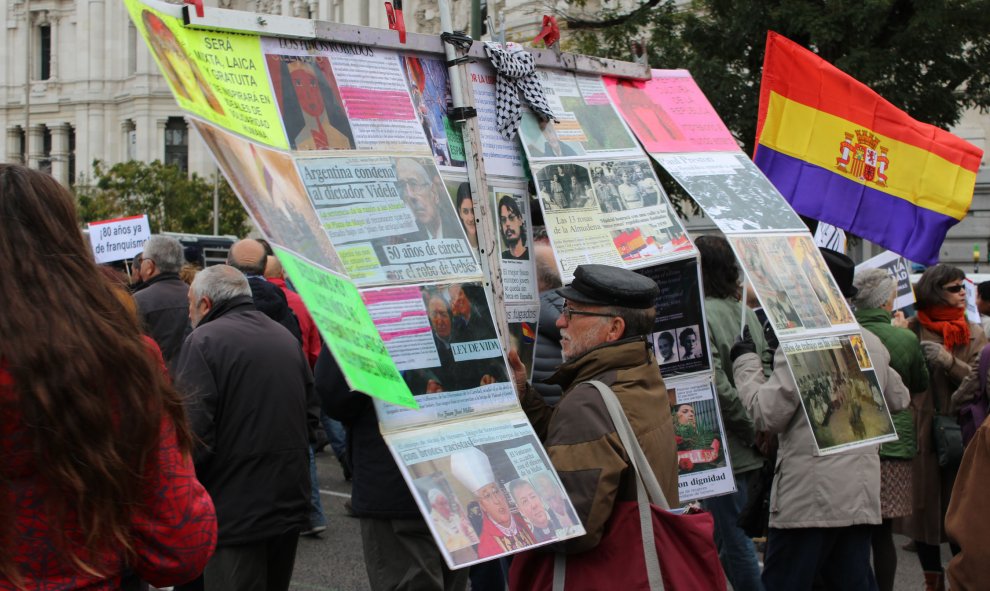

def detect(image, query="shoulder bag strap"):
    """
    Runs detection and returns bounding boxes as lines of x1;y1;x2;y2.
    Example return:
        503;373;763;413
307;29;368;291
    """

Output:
587;380;666;590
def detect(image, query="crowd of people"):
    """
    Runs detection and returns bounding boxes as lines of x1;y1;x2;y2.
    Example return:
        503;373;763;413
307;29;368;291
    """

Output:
2;163;989;591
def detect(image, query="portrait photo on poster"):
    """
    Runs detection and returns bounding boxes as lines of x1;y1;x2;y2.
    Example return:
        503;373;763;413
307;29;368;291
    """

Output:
266;53;355;151
670;395;726;474
139;9;225;116
444;176;479;254
411;283;506;396
496;192;530;261
518;115;585;159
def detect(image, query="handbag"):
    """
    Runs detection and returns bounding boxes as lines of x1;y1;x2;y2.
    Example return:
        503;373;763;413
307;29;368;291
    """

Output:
932;415;964;467
509;381;726;591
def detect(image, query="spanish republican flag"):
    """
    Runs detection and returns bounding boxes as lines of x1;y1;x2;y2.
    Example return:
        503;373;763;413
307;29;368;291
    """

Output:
755;32;982;265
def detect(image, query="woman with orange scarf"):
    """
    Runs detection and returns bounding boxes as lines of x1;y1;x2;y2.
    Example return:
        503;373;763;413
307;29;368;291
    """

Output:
897;264;986;591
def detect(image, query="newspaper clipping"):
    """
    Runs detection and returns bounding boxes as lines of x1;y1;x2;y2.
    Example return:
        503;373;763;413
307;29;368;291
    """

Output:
782;335;897;454
656;153;806;233
262;38;428;152
731;234;857;338
361;282;517;431
521;72;640;160
296;154;479;285
532;158;693;282
385;412;585;568
637;257;711;377
666;375;735;501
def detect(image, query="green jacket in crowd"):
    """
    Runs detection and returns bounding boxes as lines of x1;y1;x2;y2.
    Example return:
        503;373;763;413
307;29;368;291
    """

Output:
854;307;929;459
704;297;772;474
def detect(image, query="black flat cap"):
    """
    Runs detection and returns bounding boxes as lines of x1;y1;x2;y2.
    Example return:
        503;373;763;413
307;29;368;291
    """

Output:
557;264;658;309
819;247;858;298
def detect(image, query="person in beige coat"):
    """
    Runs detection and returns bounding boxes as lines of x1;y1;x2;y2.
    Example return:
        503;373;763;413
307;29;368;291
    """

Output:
895;264;987;591
729;250;910;591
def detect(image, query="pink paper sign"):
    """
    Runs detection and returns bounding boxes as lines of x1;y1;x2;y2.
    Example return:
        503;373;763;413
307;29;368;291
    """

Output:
605;70;739;153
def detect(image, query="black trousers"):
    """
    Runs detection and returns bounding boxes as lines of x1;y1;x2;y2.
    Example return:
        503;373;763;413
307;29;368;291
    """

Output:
203;530;300;591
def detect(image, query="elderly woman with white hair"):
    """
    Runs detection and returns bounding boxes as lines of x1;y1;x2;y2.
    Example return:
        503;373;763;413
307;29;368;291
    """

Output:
851;268;930;591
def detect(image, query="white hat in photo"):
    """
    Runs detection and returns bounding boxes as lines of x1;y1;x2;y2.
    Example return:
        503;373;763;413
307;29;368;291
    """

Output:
449;447;495;494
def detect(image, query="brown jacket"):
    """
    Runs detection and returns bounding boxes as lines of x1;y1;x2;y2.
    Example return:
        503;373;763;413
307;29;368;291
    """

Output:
896;319;986;543
946;415;990;591
520;337;679;553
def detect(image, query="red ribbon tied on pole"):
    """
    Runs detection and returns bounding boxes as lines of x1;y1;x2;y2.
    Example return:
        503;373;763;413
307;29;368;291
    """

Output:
533;15;559;48
385;1;407;44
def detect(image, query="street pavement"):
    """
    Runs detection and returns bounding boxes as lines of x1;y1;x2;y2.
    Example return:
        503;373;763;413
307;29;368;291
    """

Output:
291;450;951;591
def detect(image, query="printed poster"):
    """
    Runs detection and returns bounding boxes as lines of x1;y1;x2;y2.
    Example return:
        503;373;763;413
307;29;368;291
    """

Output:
520;73;640;160
637;257;711;377
532;158;693;283
362;282;518;432
666;375;735;501
124;0;286;147
191;119;344;272
782;335;897;455
400;54;466;169
385;412;585;568
262;38;427;152
655;153;806;233
296;154;479;285
604;70;739;153
730;234;856;338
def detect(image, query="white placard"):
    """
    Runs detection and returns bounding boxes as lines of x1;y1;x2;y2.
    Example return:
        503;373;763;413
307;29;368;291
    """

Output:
855;250;916;311
87;214;151;264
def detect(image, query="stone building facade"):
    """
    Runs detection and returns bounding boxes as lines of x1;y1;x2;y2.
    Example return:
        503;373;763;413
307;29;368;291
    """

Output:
1;0;985;265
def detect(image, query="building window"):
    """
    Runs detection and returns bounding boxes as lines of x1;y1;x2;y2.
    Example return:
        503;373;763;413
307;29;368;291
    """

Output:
164;116;188;172
40;126;52;174
68;127;76;186
125;119;137;161
127;22;137;75
39;24;51;80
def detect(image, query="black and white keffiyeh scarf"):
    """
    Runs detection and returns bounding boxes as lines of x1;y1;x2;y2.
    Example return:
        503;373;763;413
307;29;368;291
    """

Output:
483;41;556;140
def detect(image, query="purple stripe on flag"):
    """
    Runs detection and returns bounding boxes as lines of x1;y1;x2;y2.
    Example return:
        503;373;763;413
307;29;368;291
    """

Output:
755;147;956;265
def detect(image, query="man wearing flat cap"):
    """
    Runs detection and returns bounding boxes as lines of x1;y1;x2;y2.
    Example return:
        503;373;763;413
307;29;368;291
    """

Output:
509;263;679;553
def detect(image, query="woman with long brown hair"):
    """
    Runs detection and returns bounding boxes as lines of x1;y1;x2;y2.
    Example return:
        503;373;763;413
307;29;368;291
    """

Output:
0;165;216;589
898;264;987;591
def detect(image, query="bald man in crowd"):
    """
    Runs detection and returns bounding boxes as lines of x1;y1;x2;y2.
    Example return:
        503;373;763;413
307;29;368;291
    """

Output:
227;239;301;343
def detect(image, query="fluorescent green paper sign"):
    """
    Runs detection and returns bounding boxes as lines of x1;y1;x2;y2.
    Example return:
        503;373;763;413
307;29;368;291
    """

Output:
275;247;418;409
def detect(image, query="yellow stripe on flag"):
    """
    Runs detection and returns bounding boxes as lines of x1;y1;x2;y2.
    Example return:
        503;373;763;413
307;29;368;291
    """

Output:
759;92;974;220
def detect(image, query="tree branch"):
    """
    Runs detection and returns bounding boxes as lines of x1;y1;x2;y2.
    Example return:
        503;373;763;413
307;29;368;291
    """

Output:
563;0;665;30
